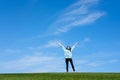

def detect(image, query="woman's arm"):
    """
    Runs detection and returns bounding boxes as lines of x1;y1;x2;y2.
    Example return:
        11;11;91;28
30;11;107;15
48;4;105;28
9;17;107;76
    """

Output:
57;41;66;51
71;42;78;51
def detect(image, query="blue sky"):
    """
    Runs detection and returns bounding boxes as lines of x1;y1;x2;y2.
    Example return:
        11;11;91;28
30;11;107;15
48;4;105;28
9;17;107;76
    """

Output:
0;0;120;73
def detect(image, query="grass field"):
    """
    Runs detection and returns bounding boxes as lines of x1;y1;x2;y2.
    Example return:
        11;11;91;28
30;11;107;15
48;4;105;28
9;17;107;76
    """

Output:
0;73;120;80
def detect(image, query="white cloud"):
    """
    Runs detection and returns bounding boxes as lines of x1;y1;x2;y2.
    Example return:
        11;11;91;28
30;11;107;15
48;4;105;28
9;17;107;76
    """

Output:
76;37;91;48
70;0;99;7
0;49;22;56
74;52;120;71
83;37;91;42
4;49;21;53
87;59;119;67
41;40;58;48
70;12;105;26
0;55;53;70
0;53;65;73
75;60;88;64
64;0;99;16
87;61;105;67
75;59;119;70
0;51;119;72
109;59;119;63
27;40;60;50
49;0;105;35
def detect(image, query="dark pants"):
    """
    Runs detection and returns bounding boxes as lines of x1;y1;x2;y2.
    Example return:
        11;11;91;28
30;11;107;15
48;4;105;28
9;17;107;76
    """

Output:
65;58;75;72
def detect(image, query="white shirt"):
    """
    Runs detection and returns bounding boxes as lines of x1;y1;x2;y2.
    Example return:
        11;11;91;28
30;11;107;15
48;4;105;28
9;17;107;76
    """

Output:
59;43;77;58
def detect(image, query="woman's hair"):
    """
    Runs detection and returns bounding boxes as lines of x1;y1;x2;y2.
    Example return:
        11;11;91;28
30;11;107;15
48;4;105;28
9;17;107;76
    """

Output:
66;46;71;52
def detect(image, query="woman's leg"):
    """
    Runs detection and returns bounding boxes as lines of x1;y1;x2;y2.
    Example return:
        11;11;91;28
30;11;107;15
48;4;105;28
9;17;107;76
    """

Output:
70;58;75;72
65;58;69;72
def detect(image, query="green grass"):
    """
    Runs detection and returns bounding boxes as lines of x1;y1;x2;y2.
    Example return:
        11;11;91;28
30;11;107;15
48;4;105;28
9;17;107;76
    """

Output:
0;73;120;80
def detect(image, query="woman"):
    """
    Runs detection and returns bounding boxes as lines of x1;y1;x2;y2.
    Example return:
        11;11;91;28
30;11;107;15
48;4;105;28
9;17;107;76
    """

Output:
58;42;78;72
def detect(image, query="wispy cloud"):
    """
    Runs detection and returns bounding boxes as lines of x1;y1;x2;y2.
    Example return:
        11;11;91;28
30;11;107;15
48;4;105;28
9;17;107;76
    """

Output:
27;37;90;51
76;37;91;48
83;37;91;42
0;55;53;70
0;54;64;72
4;49;21;54
41;40;58;48
27;40;59;50
87;59;119;67
75;52;120;68
0;49;22;57
0;49;119;72
49;0;105;35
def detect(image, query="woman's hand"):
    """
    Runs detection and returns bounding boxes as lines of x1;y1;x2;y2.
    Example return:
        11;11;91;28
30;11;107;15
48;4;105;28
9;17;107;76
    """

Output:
57;41;62;45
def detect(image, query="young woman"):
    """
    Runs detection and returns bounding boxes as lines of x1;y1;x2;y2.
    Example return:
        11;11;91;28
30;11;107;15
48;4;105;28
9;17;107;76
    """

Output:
58;42;78;72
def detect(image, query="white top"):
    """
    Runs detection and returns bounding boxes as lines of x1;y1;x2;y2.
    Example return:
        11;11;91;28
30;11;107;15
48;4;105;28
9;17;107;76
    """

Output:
58;43;77;58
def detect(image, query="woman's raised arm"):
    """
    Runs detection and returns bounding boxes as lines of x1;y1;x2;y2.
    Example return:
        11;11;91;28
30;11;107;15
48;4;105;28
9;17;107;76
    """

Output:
71;42;78;51
57;41;66;51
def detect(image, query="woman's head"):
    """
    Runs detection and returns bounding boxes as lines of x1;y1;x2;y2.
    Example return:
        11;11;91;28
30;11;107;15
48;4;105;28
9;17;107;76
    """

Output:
66;46;71;51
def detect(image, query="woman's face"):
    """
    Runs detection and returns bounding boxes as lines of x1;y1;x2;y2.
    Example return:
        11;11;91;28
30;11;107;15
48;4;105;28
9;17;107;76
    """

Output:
66;46;71;51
